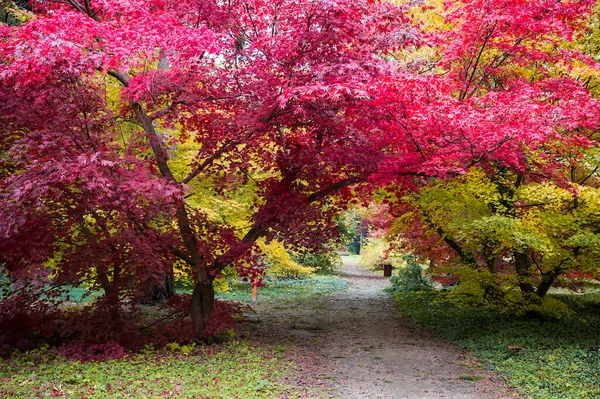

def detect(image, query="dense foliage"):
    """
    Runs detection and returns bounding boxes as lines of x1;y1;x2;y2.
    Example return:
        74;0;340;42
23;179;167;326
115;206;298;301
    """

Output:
0;0;419;339
2;0;600;351
376;0;600;312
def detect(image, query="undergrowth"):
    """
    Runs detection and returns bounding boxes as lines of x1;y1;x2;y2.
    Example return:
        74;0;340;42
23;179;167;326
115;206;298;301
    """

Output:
394;291;600;398
1;276;347;361
0;341;310;398
0;294;245;361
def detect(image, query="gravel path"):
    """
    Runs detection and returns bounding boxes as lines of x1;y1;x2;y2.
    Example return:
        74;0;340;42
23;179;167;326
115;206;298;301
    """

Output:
252;256;520;399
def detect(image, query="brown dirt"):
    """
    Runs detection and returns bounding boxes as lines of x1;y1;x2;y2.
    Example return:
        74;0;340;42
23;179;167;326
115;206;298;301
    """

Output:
250;256;522;399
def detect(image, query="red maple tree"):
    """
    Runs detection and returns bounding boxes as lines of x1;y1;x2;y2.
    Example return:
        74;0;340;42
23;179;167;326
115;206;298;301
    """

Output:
0;0;420;336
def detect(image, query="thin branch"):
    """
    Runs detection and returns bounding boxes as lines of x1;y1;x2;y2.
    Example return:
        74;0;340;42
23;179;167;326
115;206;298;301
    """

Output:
82;0;100;22
307;176;363;203
171;247;194;265
66;0;85;14
468;135;514;167
243;2;259;37
384;107;427;162
580;164;600;185
180;139;235;185
140;309;188;331
148;99;187;121
459;22;497;101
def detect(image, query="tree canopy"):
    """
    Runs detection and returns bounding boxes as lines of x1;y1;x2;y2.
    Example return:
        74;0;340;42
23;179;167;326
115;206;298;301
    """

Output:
1;0;600;344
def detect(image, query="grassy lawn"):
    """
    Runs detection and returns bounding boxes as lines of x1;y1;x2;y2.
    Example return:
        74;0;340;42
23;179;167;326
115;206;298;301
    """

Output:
1;275;348;398
0;342;306;398
216;275;348;303
394;292;600;399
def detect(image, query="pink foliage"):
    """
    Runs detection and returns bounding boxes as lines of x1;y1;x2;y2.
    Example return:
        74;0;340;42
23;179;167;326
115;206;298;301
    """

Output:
2;0;600;347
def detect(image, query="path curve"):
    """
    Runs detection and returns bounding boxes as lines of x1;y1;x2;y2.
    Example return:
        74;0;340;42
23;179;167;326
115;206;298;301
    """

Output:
252;256;519;398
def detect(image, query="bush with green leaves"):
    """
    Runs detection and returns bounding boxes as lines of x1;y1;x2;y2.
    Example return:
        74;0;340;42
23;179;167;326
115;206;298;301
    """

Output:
385;260;433;294
293;250;342;275
447;266;573;319
359;237;409;271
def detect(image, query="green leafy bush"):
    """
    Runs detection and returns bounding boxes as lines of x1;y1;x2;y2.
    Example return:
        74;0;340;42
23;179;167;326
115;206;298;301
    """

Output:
262;241;315;279
385;261;433;293
447;266;573;319
293;250;342;275
359;238;415;273
446;266;505;308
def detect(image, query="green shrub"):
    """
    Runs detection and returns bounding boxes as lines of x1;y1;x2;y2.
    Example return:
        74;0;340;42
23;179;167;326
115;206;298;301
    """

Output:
446;266;573;319
359;238;393;270
446;266;505;308
385;261;433;293
293;250;342;275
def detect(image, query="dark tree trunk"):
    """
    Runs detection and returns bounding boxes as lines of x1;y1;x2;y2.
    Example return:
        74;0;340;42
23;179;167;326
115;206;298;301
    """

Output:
190;268;215;334
536;276;555;299
97;266;122;324
536;267;563;299
486;255;499;274
514;251;535;294
140;272;175;305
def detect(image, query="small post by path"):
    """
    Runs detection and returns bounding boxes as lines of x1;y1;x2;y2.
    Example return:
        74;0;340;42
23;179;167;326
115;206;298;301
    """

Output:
383;262;392;277
251;277;257;303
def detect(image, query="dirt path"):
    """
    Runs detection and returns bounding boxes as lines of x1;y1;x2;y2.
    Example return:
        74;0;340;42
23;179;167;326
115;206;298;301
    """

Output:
251;256;519;399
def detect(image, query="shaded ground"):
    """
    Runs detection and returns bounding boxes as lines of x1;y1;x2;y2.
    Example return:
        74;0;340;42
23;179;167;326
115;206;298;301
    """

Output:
251;256;520;399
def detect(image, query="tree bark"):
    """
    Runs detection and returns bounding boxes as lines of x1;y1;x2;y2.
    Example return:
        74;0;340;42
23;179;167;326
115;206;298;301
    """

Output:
140;272;175;305
487;255;499;274
536;266;563;299
514;251;535;294
536;276;555;299
96;265;122;323
190;268;215;334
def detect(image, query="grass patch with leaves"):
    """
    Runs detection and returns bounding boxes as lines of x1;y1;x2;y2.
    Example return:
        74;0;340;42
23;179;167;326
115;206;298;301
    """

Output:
394;291;600;399
215;275;348;303
0;341;312;398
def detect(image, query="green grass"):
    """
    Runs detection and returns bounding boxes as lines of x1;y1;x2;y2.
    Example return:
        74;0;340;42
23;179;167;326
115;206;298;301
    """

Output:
51;275;348;305
394;291;600;399
0;341;309;398
215;275;348;303
1;276;348;398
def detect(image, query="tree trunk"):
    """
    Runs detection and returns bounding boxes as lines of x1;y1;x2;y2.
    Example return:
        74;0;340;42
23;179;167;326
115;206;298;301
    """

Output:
536;267;563;299
514;251;535;294
536;276;554;299
487;255;499;275
190;268;215;334
141;272;175;305
97;267;122;324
